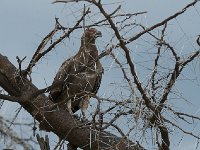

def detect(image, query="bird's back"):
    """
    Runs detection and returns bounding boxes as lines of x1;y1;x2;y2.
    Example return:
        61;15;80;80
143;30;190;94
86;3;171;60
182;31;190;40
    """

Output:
49;28;103;115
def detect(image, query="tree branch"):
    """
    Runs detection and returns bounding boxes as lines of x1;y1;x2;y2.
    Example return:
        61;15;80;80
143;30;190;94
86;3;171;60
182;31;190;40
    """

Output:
0;94;19;102
0;53;144;150
92;0;155;111
126;0;199;45
158;125;170;150
0;116;33;149
25;8;90;75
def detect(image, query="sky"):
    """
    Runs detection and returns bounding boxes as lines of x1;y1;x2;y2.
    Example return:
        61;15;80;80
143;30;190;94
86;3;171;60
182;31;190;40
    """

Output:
0;0;200;149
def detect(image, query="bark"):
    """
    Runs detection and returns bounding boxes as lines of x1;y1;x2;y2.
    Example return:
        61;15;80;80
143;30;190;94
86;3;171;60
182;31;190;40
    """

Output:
0;53;144;150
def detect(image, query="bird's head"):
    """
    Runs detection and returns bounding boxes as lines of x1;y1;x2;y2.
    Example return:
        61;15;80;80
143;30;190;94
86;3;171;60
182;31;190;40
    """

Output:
81;28;102;44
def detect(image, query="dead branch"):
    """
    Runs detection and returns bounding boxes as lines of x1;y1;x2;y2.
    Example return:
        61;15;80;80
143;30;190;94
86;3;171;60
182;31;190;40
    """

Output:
151;23;167;102
92;0;155;112
25;24;59;75
164;118;200;139
0;94;19;102
36;134;50;150
175;112;200;121
1;1;200;149
0;53;144;150
126;0;198;45
0;116;33;149
158;125;170;150
16;56;27;75
197;35;200;46
98;1;199;60
53;0;88;4
110;52;135;93
25;8;90;75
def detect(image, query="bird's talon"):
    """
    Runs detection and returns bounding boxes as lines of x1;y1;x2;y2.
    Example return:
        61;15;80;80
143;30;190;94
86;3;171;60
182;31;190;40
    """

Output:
81;117;87;122
49;28;103;122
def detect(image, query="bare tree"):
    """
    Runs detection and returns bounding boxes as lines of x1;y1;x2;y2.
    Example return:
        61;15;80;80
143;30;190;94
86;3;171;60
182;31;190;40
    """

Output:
0;0;200;149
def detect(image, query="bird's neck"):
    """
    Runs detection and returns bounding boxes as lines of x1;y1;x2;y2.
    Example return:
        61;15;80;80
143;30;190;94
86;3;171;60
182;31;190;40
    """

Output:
77;42;99;62
81;38;95;45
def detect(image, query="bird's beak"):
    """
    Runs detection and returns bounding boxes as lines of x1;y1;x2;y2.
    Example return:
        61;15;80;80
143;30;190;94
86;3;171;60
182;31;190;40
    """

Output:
96;31;102;38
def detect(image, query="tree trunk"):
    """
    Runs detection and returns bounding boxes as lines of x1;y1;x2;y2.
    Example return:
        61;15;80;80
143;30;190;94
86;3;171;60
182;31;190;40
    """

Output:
0;53;144;150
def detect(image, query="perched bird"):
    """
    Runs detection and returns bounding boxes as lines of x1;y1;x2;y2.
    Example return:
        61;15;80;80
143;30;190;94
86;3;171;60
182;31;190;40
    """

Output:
49;28;103;119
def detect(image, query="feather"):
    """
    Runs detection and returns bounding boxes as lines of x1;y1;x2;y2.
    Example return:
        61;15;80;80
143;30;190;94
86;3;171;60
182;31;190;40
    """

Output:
49;28;103;119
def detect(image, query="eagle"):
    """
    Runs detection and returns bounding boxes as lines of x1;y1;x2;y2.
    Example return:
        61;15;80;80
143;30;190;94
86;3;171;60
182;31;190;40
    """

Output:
49;28;103;119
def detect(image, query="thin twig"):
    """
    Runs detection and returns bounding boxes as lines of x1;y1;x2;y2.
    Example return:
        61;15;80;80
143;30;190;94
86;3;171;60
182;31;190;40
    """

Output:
25;8;90;75
164;118;200;139
92;0;155;111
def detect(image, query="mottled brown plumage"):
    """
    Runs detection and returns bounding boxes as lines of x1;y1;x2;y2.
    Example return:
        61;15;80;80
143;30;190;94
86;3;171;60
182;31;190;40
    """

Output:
49;28;103;119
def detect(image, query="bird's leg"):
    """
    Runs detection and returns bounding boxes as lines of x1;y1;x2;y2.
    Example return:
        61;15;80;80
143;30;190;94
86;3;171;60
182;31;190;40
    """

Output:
80;95;90;121
66;99;73;115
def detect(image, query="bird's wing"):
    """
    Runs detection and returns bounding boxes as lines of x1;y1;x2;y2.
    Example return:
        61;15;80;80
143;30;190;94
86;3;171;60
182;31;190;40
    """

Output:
92;73;102;94
49;57;74;102
92;64;104;94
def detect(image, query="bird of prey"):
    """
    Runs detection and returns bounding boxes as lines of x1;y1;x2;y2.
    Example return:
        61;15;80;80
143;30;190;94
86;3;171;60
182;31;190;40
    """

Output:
49;28;103;119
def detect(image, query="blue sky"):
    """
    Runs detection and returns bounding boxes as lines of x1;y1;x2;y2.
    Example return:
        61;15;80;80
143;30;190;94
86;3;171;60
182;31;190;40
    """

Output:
0;0;200;149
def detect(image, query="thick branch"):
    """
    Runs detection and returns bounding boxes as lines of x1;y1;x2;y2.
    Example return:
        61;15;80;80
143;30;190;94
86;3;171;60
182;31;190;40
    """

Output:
158;125;170;150
0;94;19;102
0;53;144;150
